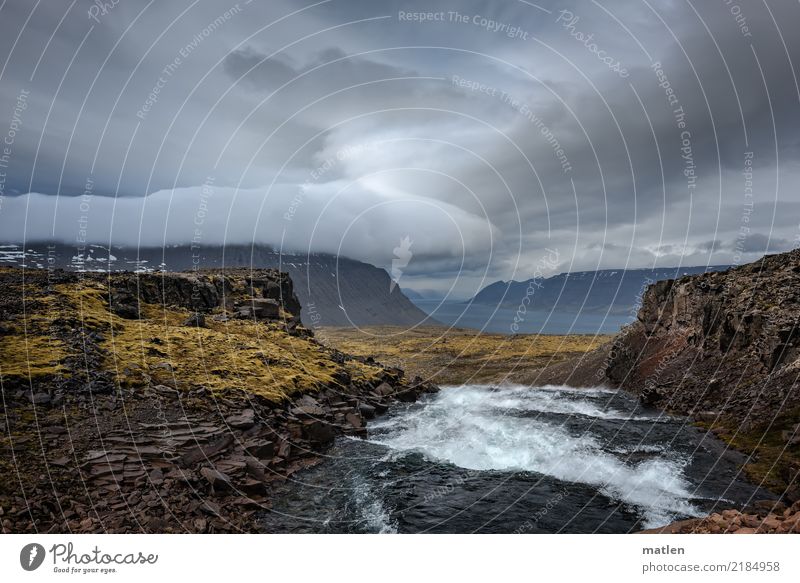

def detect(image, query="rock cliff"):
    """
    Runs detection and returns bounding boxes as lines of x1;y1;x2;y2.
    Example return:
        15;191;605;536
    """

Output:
601;249;800;499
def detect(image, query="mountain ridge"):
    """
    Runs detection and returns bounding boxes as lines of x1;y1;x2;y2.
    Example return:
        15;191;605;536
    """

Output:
470;264;731;314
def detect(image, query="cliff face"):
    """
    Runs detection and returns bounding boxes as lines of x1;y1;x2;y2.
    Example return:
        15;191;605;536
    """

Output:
605;249;800;423
601;250;800;498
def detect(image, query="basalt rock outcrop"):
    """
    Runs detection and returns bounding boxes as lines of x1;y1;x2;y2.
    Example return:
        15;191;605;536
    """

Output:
595;249;800;500
107;269;304;332
0;267;438;533
604;250;800;425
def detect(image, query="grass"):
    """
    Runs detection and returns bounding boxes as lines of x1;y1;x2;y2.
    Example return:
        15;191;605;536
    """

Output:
316;325;609;385
0;286;67;378
2;279;385;401
698;409;800;495
0;335;66;377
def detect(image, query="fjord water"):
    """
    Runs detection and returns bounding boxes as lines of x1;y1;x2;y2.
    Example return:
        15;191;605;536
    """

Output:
261;385;769;533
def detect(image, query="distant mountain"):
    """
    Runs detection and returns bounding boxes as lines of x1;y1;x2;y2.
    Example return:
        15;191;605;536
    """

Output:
470;265;731;315
0;242;431;327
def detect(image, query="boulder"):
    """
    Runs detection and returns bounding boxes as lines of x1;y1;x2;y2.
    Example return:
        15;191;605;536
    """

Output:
109;290;139;319
357;402;376;419
395;389;417;403
26;392;51;405
236;298;280;321
344;412;363;429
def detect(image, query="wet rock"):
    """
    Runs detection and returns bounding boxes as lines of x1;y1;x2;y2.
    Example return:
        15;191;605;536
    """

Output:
395;389;417;403
357;402;376;419
695;411;720;422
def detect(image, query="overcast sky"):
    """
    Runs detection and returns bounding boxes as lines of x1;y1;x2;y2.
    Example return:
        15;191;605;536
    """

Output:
0;0;798;296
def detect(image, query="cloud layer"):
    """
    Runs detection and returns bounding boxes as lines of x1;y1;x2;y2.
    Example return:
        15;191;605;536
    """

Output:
0;0;798;297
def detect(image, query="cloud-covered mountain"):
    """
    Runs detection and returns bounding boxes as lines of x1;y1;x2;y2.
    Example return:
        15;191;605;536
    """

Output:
1;0;799;298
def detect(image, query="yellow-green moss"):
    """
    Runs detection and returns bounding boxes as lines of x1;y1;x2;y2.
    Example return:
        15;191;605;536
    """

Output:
0;334;66;377
50;282;383;401
697;410;800;493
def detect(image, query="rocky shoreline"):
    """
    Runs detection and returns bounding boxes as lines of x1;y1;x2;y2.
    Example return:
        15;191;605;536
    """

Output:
1;371;436;533
0;267;437;533
641;501;800;534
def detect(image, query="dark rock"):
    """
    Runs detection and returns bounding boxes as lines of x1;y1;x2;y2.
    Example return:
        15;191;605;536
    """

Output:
302;419;336;445
178;435;233;467
26;392;51;405
182;312;206;328
374;382;394;396
344;412;363;429
225;409;255;429
638;386;663;407
149;468;164;486
357;402;376;419
109;290;140;319
290;405;326;417
200;467;232;492
395;389;417;403
369;400;389;414
244;440;275;460
236;298;280;321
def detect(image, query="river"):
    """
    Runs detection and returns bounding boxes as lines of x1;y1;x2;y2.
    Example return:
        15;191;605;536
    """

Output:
260;384;770;533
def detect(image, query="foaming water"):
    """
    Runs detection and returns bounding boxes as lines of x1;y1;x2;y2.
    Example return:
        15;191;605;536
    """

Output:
368;385;695;527
260;385;772;533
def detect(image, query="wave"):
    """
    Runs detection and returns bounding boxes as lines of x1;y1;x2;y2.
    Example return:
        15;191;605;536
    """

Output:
429;383;669;423
349;476;397;534
369;384;700;528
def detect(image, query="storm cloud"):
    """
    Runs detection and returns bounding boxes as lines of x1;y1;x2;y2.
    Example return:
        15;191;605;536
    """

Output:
0;0;798;297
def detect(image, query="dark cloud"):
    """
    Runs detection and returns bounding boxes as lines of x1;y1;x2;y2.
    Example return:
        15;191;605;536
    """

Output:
0;0;799;296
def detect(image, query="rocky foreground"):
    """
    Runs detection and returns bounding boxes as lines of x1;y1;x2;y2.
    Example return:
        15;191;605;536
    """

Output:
0;267;436;533
642;500;800;534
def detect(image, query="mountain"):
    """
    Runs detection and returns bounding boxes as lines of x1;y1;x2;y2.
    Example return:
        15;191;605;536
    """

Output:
0;242;430;327
470;265;730;314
